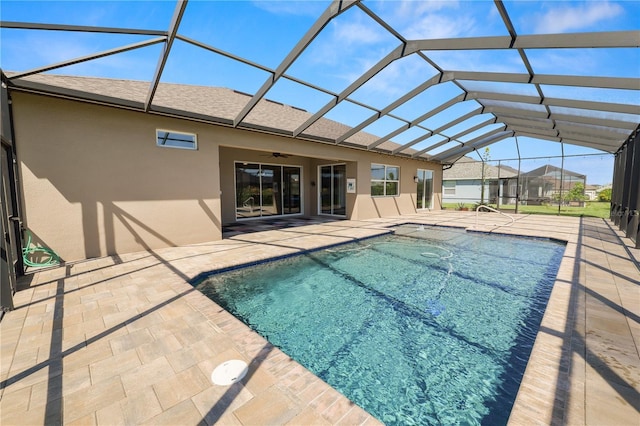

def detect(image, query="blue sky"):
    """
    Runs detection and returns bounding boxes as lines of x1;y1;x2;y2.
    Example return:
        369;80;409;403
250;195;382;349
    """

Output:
2;0;639;185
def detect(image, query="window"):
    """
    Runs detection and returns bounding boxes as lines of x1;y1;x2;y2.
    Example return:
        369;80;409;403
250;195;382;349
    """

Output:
443;180;456;196
371;163;399;196
156;130;197;150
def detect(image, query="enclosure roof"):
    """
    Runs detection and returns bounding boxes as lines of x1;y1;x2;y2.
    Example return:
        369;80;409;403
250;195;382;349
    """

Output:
522;164;586;179
1;0;639;164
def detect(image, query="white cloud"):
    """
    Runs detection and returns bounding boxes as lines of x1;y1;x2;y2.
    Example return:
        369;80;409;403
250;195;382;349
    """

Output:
302;14;394;69
404;13;477;39
427;50;525;74
351;56;429;100
333;19;389;46
528;50;598;74
2;32;156;81
251;0;329;17
533;1;624;33
394;0;461;20
373;0;481;39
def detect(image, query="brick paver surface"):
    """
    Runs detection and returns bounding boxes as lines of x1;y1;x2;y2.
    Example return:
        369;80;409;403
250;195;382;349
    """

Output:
1;213;638;425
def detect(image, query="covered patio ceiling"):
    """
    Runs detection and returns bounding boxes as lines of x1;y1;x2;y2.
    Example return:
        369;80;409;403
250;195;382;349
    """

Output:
1;0;639;164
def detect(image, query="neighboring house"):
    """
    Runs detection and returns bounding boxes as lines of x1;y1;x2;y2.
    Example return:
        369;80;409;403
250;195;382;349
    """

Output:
442;157;518;206
585;184;599;201
594;184;612;201
443;160;589;207
3;74;443;263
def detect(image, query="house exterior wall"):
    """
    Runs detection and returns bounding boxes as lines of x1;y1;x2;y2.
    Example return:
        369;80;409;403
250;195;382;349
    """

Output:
14;93;222;262
13;92;442;262
442;179;482;205
442;178;515;206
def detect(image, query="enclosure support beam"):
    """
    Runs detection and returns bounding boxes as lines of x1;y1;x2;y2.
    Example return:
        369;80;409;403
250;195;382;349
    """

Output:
559;144;565;216
515;137;521;215
611;124;640;247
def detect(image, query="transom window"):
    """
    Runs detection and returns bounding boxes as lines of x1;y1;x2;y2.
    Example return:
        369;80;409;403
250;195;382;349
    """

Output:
156;129;197;150
371;163;399;196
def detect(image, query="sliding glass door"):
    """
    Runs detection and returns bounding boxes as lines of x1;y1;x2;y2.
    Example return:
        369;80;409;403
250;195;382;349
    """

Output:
416;169;434;209
235;163;302;219
319;164;346;216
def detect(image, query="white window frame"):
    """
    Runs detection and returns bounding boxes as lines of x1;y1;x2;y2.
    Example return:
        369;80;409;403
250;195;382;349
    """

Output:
443;180;456;196
156;129;198;150
416;168;435;209
371;163;400;197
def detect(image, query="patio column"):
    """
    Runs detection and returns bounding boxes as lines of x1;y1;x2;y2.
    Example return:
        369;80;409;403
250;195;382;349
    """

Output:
626;130;640;247
612;124;640;248
612;143;627;225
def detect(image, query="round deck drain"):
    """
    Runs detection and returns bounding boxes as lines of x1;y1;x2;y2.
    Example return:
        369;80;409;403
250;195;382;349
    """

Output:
211;360;248;385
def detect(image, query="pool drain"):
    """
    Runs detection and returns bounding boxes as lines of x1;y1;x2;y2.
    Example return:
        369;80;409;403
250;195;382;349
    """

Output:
211;360;248;385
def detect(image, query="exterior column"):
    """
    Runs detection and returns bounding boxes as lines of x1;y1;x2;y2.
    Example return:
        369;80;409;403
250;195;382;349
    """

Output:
627;133;640;247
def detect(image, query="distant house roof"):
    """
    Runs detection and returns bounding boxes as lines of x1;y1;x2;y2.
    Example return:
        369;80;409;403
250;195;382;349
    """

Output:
7;73;418;157
443;156;518;180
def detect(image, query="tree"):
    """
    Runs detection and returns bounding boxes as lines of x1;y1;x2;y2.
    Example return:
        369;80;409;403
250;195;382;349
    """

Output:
480;147;490;205
566;182;587;203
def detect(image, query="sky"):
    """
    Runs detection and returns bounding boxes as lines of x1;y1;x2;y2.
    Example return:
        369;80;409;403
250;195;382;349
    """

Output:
1;0;639;185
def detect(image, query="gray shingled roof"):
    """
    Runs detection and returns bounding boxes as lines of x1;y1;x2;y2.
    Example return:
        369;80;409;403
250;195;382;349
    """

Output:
443;156;517;180
11;73;413;156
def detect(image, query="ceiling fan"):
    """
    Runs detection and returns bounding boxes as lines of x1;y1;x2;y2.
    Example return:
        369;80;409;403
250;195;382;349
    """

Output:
262;152;290;158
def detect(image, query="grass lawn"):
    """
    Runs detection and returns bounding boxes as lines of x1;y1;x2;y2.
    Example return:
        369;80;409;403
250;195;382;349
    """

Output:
442;201;611;219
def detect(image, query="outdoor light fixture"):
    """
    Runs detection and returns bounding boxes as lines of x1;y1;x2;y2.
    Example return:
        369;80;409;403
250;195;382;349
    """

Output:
414;176;419;183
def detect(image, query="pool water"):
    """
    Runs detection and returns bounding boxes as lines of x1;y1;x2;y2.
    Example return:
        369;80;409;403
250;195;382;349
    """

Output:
196;225;565;425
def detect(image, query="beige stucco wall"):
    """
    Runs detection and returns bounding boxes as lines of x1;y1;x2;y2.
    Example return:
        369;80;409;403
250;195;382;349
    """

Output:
13;92;442;262
13;93;222;262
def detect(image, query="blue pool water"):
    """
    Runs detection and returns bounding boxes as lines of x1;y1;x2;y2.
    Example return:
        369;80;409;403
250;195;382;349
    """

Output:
195;225;565;425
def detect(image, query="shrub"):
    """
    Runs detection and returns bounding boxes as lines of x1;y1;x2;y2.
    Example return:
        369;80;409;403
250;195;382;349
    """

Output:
598;188;612;202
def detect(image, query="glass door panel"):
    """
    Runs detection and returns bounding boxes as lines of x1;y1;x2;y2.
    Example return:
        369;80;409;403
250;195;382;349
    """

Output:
260;165;281;217
236;163;261;218
333;164;346;216
283;167;301;214
417;169;433;209
319;164;346;216
320;166;332;214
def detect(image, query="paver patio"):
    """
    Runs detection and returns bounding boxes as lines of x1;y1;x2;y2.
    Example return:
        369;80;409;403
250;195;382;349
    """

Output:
1;211;638;425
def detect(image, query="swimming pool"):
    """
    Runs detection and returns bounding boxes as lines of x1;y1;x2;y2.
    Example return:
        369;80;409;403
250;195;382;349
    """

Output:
195;225;565;425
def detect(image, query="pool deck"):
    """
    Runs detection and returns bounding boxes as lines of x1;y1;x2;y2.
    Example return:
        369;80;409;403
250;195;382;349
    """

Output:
1;212;638;425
